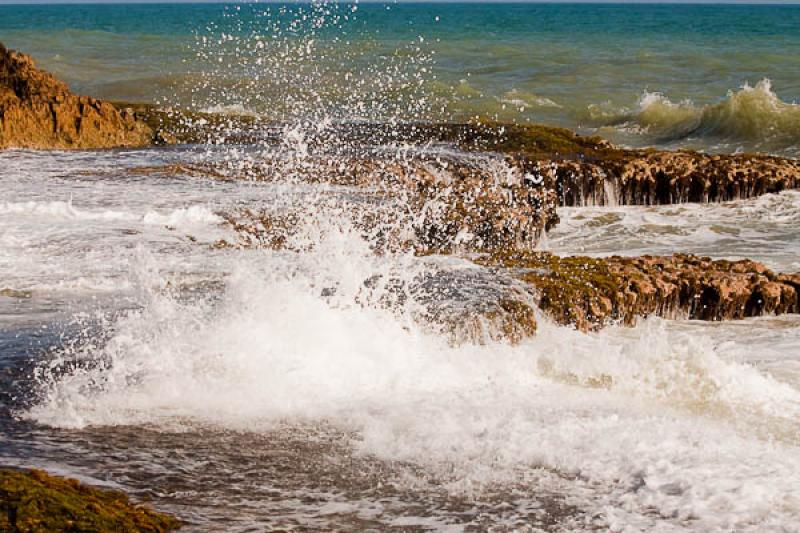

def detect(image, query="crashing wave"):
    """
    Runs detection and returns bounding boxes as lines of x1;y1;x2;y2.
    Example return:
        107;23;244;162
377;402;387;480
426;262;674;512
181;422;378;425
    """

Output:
591;79;800;151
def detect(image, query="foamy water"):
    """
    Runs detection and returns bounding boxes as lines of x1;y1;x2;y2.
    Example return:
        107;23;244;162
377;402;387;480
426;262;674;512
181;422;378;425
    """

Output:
547;190;800;273
2;2;800;530
2;146;800;531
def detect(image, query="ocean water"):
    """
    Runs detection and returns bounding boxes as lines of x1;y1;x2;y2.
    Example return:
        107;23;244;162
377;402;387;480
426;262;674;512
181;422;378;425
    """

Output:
1;2;800;155
2;3;800;532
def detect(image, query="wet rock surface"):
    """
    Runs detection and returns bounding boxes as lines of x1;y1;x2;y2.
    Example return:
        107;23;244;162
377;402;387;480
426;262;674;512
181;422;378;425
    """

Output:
480;252;800;332
0;43;152;149
194;149;559;255
159;138;800;340
128;106;800;206
0;468;181;532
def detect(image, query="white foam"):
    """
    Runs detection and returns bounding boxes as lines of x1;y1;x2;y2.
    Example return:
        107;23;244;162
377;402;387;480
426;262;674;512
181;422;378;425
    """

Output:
25;221;800;531
0;200;138;221
0;200;222;227
549;191;800;272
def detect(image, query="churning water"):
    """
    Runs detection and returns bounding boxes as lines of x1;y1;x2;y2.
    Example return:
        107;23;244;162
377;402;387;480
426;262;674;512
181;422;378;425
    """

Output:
2;2;800;531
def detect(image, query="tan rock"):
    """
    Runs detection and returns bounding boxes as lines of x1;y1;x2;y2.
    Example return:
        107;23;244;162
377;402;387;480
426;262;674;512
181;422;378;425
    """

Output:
479;252;800;331
0;42;152;149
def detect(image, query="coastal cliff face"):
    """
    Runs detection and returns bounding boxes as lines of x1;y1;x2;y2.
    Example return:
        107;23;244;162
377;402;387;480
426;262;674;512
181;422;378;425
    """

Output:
0;43;152;149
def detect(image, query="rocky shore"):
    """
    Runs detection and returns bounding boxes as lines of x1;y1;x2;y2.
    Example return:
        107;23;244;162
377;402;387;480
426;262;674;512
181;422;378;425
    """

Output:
0;468;181;532
479;252;800;333
0;43;152;149
3;42;800;343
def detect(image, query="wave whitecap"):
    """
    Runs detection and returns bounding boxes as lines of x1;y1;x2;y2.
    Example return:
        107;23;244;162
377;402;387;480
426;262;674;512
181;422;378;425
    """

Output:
594;80;800;152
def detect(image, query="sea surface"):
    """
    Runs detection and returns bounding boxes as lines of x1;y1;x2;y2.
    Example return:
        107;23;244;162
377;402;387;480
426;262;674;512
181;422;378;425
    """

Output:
2;3;800;532
1;2;800;155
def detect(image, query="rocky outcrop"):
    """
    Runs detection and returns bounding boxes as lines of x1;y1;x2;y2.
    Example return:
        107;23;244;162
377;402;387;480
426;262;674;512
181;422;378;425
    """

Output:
0;468;181;532
344;122;800;206
521;150;800;206
373;122;800;206
129;110;800;206
480;252;800;332
0;43;152;149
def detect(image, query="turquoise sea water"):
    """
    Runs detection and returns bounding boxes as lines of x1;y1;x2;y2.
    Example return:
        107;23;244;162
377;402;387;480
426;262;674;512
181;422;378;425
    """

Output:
2;3;800;154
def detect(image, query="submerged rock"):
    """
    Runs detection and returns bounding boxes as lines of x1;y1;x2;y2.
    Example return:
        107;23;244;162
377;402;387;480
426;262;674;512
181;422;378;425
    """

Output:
0;468;181;532
0;43;152;149
480;252;800;332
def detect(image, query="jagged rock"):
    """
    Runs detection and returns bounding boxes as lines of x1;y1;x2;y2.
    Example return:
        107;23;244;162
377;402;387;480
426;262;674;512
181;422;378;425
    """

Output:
389;122;800;205
0;468;181;532
479;252;800;331
521;151;800;206
0;43;152;149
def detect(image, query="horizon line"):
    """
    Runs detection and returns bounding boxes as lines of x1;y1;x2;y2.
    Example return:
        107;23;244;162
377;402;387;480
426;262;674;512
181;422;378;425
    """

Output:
2;0;800;5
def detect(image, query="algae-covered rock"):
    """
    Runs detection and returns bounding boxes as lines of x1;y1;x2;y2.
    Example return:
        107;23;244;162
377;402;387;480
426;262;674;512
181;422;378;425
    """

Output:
0;43;152;149
122;106;800;206
0;468;181;532
479;252;800;331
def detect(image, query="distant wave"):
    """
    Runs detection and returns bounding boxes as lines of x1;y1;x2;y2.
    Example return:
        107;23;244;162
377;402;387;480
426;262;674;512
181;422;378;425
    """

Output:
498;89;562;110
591;80;800;149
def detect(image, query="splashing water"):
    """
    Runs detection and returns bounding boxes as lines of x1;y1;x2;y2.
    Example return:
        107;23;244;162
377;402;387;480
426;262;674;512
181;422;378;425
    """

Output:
2;3;800;532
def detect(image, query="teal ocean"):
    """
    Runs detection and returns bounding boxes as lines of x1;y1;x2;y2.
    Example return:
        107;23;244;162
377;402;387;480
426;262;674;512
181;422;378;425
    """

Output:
2;2;800;155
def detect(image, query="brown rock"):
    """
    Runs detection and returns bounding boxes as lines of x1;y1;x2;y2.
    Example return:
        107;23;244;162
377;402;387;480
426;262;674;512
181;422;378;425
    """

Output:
0;42;152;149
479;252;800;331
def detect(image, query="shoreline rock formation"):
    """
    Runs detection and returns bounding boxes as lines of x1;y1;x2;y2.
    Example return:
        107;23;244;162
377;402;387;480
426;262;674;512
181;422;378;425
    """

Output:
479;252;800;333
0;43;152;149
3;45;799;343
0;467;181;532
123;113;800;206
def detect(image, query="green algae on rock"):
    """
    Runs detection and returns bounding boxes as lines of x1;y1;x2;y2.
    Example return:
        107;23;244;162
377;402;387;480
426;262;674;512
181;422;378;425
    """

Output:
0;468;181;532
479;252;800;332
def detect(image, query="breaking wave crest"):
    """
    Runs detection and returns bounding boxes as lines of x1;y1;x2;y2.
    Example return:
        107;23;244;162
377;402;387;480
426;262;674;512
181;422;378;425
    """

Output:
592;79;800;152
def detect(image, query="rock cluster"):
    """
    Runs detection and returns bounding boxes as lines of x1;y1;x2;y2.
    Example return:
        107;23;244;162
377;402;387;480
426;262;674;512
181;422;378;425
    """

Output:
480;252;800;332
0;43;152;149
531;151;800;206
133;113;800;207
3;45;798;342
0;468;181;532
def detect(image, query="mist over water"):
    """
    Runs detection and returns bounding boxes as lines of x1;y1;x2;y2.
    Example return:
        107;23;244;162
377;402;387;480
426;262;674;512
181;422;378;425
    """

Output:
2;2;800;531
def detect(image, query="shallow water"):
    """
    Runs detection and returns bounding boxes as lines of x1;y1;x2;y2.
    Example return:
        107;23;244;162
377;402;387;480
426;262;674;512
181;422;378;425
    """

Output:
547;190;800;273
2;3;800;155
2;146;800;531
